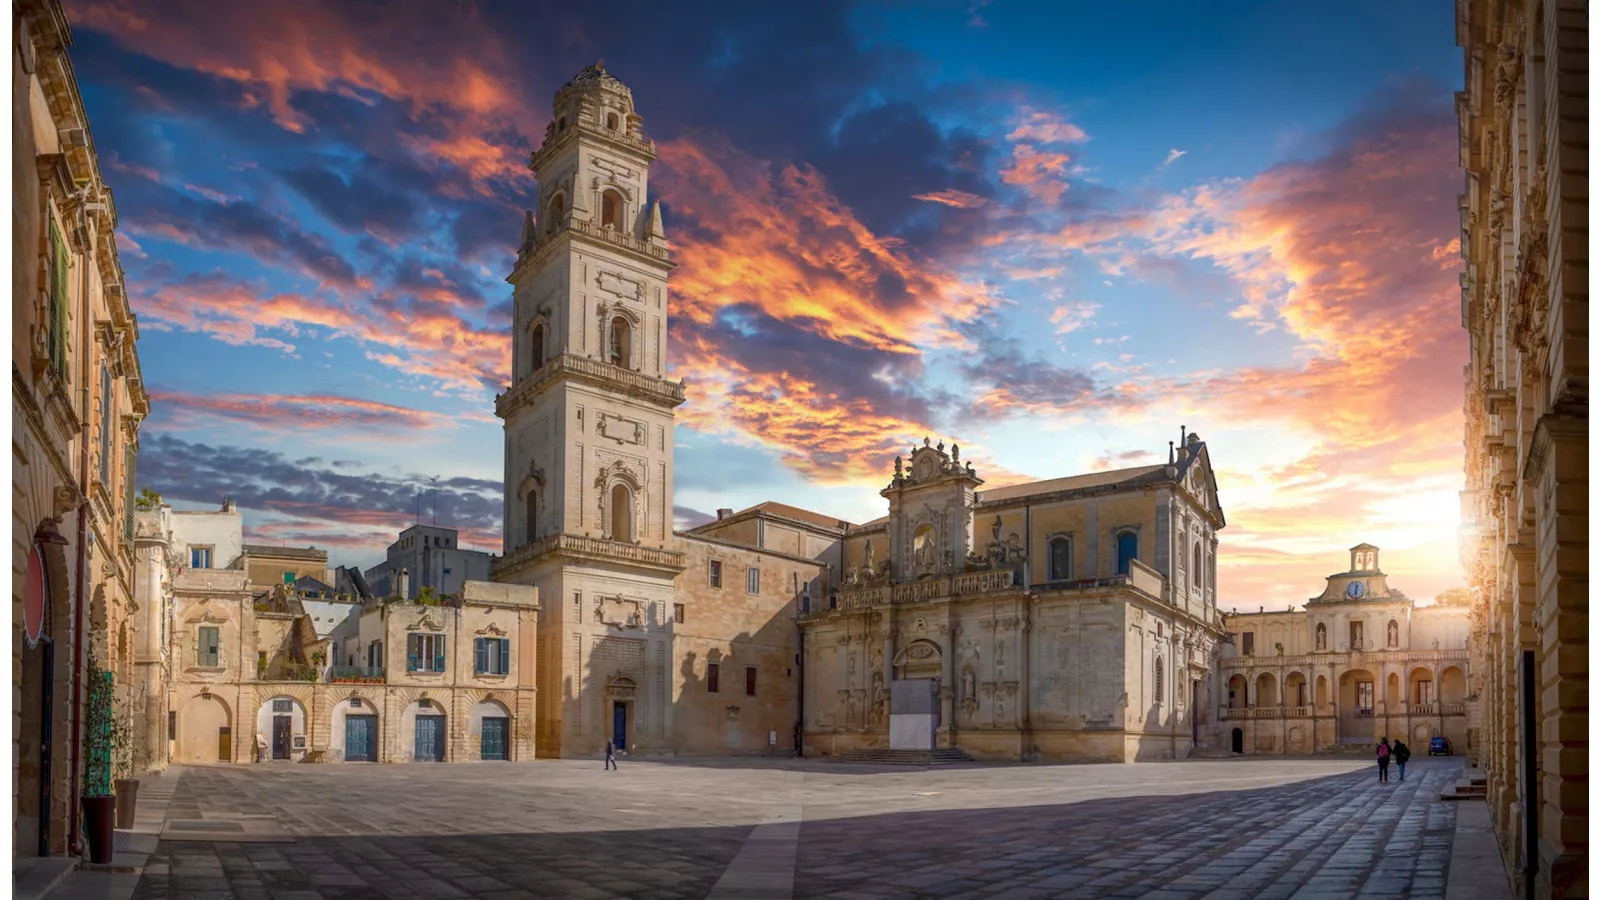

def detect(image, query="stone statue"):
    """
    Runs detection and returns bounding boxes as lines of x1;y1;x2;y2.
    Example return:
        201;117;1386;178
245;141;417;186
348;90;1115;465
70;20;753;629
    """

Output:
864;541;876;574
991;515;1003;545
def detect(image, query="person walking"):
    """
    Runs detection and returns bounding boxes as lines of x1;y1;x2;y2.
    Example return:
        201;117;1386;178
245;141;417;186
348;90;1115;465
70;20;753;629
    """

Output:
604;741;618;771
1376;737;1392;783
1393;739;1410;781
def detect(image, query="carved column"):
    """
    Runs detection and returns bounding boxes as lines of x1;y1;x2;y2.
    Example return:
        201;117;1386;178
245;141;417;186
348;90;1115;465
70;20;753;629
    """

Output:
882;618;896;729
940;623;957;741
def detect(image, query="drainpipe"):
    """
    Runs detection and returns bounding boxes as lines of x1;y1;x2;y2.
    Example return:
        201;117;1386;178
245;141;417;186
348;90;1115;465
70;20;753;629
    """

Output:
67;194;94;856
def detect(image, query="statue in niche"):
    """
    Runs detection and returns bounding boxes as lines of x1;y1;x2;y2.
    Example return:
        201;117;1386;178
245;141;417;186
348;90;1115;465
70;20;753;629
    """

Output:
864;541;876;576
871;672;885;719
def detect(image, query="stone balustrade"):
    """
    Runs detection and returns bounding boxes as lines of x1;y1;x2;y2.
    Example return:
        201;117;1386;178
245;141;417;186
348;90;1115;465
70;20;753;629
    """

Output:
493;532;687;578
497;353;686;418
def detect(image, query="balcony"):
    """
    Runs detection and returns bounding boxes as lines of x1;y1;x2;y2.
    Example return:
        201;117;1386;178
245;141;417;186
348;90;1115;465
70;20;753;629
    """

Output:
494;532;687;579
329;666;385;684
496;352;686;419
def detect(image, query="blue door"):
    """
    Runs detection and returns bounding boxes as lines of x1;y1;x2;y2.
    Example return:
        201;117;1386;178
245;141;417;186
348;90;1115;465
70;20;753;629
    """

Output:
612;702;627;752
414;715;444;762
481;717;508;761
345;715;377;762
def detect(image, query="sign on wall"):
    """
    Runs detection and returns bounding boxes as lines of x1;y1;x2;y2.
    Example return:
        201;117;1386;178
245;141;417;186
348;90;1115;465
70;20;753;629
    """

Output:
24;543;46;646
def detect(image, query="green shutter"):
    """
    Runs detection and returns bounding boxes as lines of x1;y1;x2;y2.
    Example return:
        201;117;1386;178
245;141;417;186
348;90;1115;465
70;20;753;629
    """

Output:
99;366;112;484
48;218;68;378
123;447;137;543
474;637;486;674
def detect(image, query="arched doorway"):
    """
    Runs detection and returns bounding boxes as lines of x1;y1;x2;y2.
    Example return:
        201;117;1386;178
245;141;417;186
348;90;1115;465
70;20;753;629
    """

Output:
471;699;512;760
404;699;446;762
1231;728;1244;754
1284;672;1308;709
256;696;307;762
176;694;232;764
1255;672;1278;708
609;484;634;543
331;696;378;762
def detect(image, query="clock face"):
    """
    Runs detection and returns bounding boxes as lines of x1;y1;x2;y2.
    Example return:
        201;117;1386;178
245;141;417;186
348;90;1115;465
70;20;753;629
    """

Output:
1346;581;1366;600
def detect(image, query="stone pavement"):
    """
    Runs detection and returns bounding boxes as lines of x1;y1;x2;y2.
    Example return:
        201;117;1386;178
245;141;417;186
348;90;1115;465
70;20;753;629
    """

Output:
113;756;1505;900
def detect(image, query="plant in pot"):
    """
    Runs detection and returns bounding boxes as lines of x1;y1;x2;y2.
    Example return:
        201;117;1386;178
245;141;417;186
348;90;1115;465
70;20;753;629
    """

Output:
81;652;130;863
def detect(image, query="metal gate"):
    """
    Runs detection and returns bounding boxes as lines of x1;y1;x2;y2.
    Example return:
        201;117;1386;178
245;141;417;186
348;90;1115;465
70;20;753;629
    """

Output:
345;715;377;762
414;715;444;762
481;717;509;761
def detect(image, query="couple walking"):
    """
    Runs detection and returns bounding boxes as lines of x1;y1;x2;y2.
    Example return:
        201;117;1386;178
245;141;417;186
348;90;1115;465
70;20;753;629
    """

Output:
1376;737;1411;782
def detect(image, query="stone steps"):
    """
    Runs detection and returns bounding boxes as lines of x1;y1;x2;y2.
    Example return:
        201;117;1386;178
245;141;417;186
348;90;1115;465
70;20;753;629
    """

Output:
830;748;975;766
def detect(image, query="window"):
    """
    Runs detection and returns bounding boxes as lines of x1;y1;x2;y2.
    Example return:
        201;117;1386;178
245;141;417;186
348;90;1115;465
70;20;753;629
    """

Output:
746;566;760;594
557;115;567;131
1116;531;1138;576
609;316;632;368
1356;681;1374;714
707;662;720;693
196;626;220;667
168;710;176;742
367;640;383;672
709;560;722;589
609;484;633;543
530;323;546;371
601;190;622;229
191;547;214;569
1415;680;1435;705
673;603;685;624
407;633;446;673
282;571;295;585
48;216;68;377
1350;620;1365;650
1242;631;1255;656
1192;542;1203;591
98;364;112;485
746;666;758;696
525;487;540;545
546;193;565;234
1154;657;1163;702
272;698;293;713
475;637;510;675
573;591;582;623
1048;537;1071;581
606;112;619;130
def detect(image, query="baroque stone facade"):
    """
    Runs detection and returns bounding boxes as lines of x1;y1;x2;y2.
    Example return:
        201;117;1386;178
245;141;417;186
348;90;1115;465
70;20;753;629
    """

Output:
1218;546;1471;756
1456;0;1588;896
13;0;150;862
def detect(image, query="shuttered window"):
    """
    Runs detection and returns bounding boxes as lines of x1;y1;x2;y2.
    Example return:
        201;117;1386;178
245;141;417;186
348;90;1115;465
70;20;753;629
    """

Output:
474;637;510;675
407;633;446;672
122;447;136;543
707;663;720;693
196;626;220;667
99;365;112;485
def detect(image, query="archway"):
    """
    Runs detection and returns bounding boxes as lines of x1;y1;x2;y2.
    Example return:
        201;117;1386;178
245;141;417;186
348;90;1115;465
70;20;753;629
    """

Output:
256;695;307;762
1314;674;1329;709
530;323;545;371
471;699;513;760
1439;666;1466;704
1385;672;1401;708
1231;727;1244;754
1408;666;1435;707
525;486;541;545
545;193;565;234
911;524;937;575
1255;672;1278;707
1226;674;1248;709
1338;669;1377;741
601;189;623;229
609;316;632;368
1284;671;1308;709
331;696;379;762
176;694;232;764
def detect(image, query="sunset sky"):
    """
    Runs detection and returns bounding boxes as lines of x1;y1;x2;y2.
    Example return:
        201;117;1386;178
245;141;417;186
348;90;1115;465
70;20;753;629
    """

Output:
69;0;1469;608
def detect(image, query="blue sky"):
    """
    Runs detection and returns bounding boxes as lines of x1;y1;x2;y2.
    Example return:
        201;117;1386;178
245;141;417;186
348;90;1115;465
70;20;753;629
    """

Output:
69;0;1469;604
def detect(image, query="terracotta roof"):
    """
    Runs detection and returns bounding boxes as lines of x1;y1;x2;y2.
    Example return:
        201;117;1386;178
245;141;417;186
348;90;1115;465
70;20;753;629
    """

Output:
709;500;853;532
244;544;327;561
978;464;1168;502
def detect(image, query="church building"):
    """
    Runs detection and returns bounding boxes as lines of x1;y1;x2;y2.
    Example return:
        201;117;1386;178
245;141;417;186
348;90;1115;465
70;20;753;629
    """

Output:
491;62;1229;763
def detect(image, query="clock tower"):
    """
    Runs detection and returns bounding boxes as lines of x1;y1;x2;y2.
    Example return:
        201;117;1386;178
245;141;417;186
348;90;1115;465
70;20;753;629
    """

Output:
492;61;688;758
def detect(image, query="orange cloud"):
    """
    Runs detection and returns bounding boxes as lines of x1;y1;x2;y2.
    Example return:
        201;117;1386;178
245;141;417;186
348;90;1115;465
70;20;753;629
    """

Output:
1001;144;1073;205
148;390;438;432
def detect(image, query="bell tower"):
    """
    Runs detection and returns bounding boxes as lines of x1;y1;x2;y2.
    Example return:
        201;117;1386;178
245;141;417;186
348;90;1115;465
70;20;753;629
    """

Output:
493;61;687;758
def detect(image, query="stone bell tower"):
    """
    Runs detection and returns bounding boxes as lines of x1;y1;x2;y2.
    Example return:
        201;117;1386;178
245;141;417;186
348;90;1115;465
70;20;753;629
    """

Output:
493;61;687;758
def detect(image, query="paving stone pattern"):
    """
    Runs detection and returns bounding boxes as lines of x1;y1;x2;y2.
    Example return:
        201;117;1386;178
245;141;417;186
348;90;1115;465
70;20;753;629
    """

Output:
129;756;1464;900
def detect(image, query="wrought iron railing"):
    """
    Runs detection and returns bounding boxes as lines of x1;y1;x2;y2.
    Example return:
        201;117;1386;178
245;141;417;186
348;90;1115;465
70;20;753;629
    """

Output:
329;666;385;683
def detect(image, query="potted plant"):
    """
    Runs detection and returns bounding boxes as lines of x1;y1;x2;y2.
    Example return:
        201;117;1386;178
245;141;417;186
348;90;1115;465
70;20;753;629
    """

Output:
81;653;129;863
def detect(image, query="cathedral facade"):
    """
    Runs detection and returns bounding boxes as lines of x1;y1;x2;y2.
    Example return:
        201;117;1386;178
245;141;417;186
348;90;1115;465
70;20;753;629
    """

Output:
493;63;1228;764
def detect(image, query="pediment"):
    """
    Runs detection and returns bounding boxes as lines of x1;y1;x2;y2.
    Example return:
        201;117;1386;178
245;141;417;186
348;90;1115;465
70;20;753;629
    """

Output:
892;639;942;667
477;622;507;637
407;613;445;632
1184;444;1226;527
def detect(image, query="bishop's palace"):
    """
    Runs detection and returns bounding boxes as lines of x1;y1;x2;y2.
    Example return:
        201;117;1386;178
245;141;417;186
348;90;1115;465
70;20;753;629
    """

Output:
114;63;1473;781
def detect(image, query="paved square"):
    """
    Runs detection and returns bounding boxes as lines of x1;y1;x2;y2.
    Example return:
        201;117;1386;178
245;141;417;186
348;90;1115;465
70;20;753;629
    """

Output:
129;756;1467;899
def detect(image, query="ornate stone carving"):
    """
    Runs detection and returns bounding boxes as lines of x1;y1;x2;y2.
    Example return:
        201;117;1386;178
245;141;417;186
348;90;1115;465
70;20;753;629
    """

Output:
596;270;642;301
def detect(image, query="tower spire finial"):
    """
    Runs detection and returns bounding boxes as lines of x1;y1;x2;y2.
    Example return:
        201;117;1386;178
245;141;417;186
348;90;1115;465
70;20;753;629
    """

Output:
1169;441;1175;464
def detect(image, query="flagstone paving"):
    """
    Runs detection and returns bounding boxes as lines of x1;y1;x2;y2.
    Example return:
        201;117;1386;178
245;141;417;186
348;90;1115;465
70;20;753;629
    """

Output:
124;756;1472;899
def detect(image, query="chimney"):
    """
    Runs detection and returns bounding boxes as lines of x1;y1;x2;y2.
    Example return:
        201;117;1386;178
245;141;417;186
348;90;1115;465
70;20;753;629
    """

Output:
716;508;733;521
396;568;410;600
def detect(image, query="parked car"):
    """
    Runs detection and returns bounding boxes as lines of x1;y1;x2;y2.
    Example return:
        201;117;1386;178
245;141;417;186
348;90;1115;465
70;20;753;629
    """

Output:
1428;736;1452;756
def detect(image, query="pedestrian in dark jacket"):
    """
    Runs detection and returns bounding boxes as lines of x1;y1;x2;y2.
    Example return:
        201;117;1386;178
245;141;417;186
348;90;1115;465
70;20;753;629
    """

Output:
1393;740;1411;781
1376;738;1392;782
605;741;617;771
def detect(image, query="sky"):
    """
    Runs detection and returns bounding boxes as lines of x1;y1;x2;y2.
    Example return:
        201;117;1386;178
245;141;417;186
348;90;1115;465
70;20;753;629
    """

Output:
67;0;1469;608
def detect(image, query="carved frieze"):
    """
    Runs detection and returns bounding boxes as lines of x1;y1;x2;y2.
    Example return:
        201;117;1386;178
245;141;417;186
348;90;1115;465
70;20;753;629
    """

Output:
596;270;643;301
596;411;646;446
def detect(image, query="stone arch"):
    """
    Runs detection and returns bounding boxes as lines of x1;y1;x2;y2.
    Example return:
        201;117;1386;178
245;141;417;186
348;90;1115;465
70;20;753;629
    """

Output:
469;698;514;761
606;111;619;130
1114;528;1139;576
609;483;635;543
528;319;547;373
893;639;942;679
329;693;379;762
403;696;448;762
1408;665;1435;705
1226;673;1248;708
1254;671;1278;707
545;191;566;235
1230;727;1244;754
608;314;633;368
1284;670;1309;708
600;188;624;229
1439;666;1466;703
175;693;232;764
1047;534;1071;581
594;461;642;543
1315;674;1329;707
255;693;309;762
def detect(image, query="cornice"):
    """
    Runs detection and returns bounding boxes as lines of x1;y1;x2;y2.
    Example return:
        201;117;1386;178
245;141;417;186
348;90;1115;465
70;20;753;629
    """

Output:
496;352;686;419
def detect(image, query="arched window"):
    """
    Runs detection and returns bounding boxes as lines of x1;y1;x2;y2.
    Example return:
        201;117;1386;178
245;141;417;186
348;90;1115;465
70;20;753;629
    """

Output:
530;324;545;371
609;484;634;543
601;190;622;229
1154;656;1164;703
1048;537;1071;581
557;114;567;132
609;316;632;368
525;488;540;545
1192;541;1203;590
606;112;619;130
546;194;565;235
1115;531;1138;576
1315;623;1327;650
